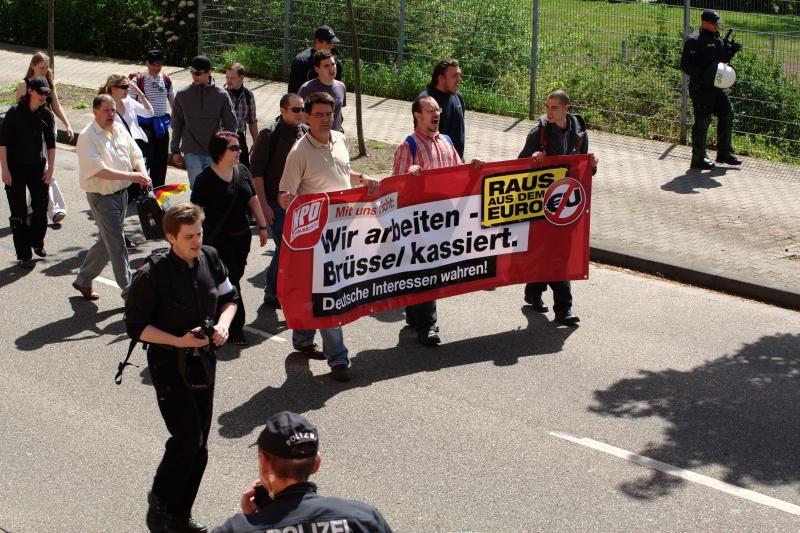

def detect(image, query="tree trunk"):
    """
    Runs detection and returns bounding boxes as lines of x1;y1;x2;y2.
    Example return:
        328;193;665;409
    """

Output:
346;0;367;157
48;0;55;73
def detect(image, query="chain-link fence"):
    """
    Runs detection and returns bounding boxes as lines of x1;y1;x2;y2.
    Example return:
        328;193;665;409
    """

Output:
200;0;800;164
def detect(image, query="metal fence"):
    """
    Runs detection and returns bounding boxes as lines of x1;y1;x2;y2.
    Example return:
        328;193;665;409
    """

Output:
200;0;800;163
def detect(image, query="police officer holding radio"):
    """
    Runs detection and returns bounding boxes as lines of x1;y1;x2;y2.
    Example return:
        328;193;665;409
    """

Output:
681;9;743;170
213;411;393;533
125;203;239;533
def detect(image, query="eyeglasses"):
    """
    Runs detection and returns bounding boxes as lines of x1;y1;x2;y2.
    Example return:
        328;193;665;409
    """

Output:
310;111;334;119
227;144;241;152
116;84;130;90
289;106;304;113
423;107;442;114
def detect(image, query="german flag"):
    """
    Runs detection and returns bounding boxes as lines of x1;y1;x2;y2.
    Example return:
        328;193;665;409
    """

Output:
153;183;188;207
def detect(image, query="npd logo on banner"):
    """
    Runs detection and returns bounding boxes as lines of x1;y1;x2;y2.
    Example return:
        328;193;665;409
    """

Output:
286;193;329;250
543;177;586;226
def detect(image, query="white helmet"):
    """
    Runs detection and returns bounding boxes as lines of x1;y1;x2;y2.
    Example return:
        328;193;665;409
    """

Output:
714;63;737;89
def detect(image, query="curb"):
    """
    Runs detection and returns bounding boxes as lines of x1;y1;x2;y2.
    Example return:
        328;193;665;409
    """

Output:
590;246;800;312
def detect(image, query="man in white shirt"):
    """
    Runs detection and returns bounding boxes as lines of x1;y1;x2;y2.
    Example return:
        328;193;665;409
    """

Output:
73;94;151;300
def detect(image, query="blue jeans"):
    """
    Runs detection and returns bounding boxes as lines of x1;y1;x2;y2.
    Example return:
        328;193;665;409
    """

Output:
264;201;285;298
184;153;214;189
293;327;349;368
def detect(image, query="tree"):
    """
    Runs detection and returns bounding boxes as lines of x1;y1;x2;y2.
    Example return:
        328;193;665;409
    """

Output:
346;0;367;157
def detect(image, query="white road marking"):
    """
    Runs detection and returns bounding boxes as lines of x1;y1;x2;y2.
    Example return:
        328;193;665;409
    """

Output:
550;431;800;516
95;277;289;344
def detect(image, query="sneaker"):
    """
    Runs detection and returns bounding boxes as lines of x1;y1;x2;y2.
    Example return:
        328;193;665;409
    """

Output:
524;295;548;313
33;247;47;257
330;364;350;382
555;310;581;325
294;343;325;359
51;211;66;224
18;259;35;269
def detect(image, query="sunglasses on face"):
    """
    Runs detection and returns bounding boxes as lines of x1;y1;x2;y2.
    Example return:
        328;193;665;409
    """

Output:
116;84;130;90
227;144;241;152
289;106;304;113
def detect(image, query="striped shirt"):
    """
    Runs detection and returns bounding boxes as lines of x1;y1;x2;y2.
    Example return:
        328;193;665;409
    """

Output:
393;128;462;175
128;71;173;117
227;86;257;134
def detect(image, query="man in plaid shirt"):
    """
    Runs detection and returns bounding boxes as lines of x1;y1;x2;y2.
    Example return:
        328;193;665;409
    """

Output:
393;94;482;346
225;63;259;167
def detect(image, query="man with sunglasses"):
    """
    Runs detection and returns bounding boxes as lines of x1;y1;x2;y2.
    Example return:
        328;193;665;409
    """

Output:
129;49;175;188
171;55;238;188
250;93;308;308
278;92;379;382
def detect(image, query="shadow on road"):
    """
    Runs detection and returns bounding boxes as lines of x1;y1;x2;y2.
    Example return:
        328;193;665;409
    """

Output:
15;298;125;351
661;166;740;194
0;263;35;289
217;308;574;439
589;333;800;499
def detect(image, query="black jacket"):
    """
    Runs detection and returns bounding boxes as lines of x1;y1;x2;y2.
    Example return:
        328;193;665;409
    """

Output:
288;48;343;94
249;117;308;203
0;101;55;171
519;113;588;158
681;29;733;86
125;246;238;341
212;482;392;533
420;86;466;159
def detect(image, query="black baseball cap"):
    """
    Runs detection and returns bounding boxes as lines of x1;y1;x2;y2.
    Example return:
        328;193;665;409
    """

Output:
27;77;51;95
146;50;165;64
314;25;340;44
257;411;319;459
701;9;721;24
190;55;212;73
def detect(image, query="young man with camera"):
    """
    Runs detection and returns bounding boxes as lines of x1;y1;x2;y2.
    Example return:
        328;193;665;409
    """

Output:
125;202;239;533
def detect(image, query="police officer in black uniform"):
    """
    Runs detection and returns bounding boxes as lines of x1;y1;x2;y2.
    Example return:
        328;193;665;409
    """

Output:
519;90;597;326
681;9;743;170
213;411;393;533
125;202;239;533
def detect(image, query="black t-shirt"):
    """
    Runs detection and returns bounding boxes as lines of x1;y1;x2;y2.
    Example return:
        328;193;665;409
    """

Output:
190;164;256;243
0;102;55;170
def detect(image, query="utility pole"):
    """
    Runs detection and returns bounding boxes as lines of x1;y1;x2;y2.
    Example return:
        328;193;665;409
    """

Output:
346;0;367;156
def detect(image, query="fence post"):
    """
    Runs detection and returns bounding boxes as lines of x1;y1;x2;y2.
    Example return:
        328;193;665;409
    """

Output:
398;0;406;69
529;0;540;120
679;0;690;145
283;0;292;81
771;32;777;59
621;39;627;63
197;0;204;55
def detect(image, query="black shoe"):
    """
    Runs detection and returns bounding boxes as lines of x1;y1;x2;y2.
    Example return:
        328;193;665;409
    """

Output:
146;492;174;533
330;364;350;382
171;516;208;533
524;295;548;313
555;310;581;325
690;157;715;170
417;328;441;346
294;343;325;359
716;153;742;165
125;236;137;249
33;247;46;257
18;259;35;269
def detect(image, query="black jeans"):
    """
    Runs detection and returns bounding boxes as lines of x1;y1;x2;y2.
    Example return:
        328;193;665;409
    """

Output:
406;301;438;333
690;84;734;160
5;163;47;260
525;281;573;314
212;232;251;336
143;123;170;189
148;346;215;519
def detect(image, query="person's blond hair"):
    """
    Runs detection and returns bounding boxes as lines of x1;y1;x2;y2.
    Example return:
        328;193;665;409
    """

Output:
98;73;128;95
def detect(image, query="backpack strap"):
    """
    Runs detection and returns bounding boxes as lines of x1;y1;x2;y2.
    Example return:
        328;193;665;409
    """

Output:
538;117;548;152
572;114;587;151
441;134;453;146
405;135;417;162
163;73;172;90
114;338;141;384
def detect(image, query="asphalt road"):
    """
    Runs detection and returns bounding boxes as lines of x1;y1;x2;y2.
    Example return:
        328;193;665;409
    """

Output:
1;145;799;532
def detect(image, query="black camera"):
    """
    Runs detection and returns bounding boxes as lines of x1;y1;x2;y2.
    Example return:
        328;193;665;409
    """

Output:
193;317;215;342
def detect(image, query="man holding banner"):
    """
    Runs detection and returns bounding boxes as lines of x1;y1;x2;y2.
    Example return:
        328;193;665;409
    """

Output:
519;90;597;325
393;95;481;346
278;92;379;382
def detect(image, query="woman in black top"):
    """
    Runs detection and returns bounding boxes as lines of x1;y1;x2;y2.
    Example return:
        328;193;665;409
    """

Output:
191;131;268;344
0;77;56;268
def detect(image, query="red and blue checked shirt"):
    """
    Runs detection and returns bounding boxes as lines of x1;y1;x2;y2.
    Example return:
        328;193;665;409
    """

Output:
393;128;463;175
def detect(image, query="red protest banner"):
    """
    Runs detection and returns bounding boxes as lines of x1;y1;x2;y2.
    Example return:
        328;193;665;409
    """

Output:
277;154;593;329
